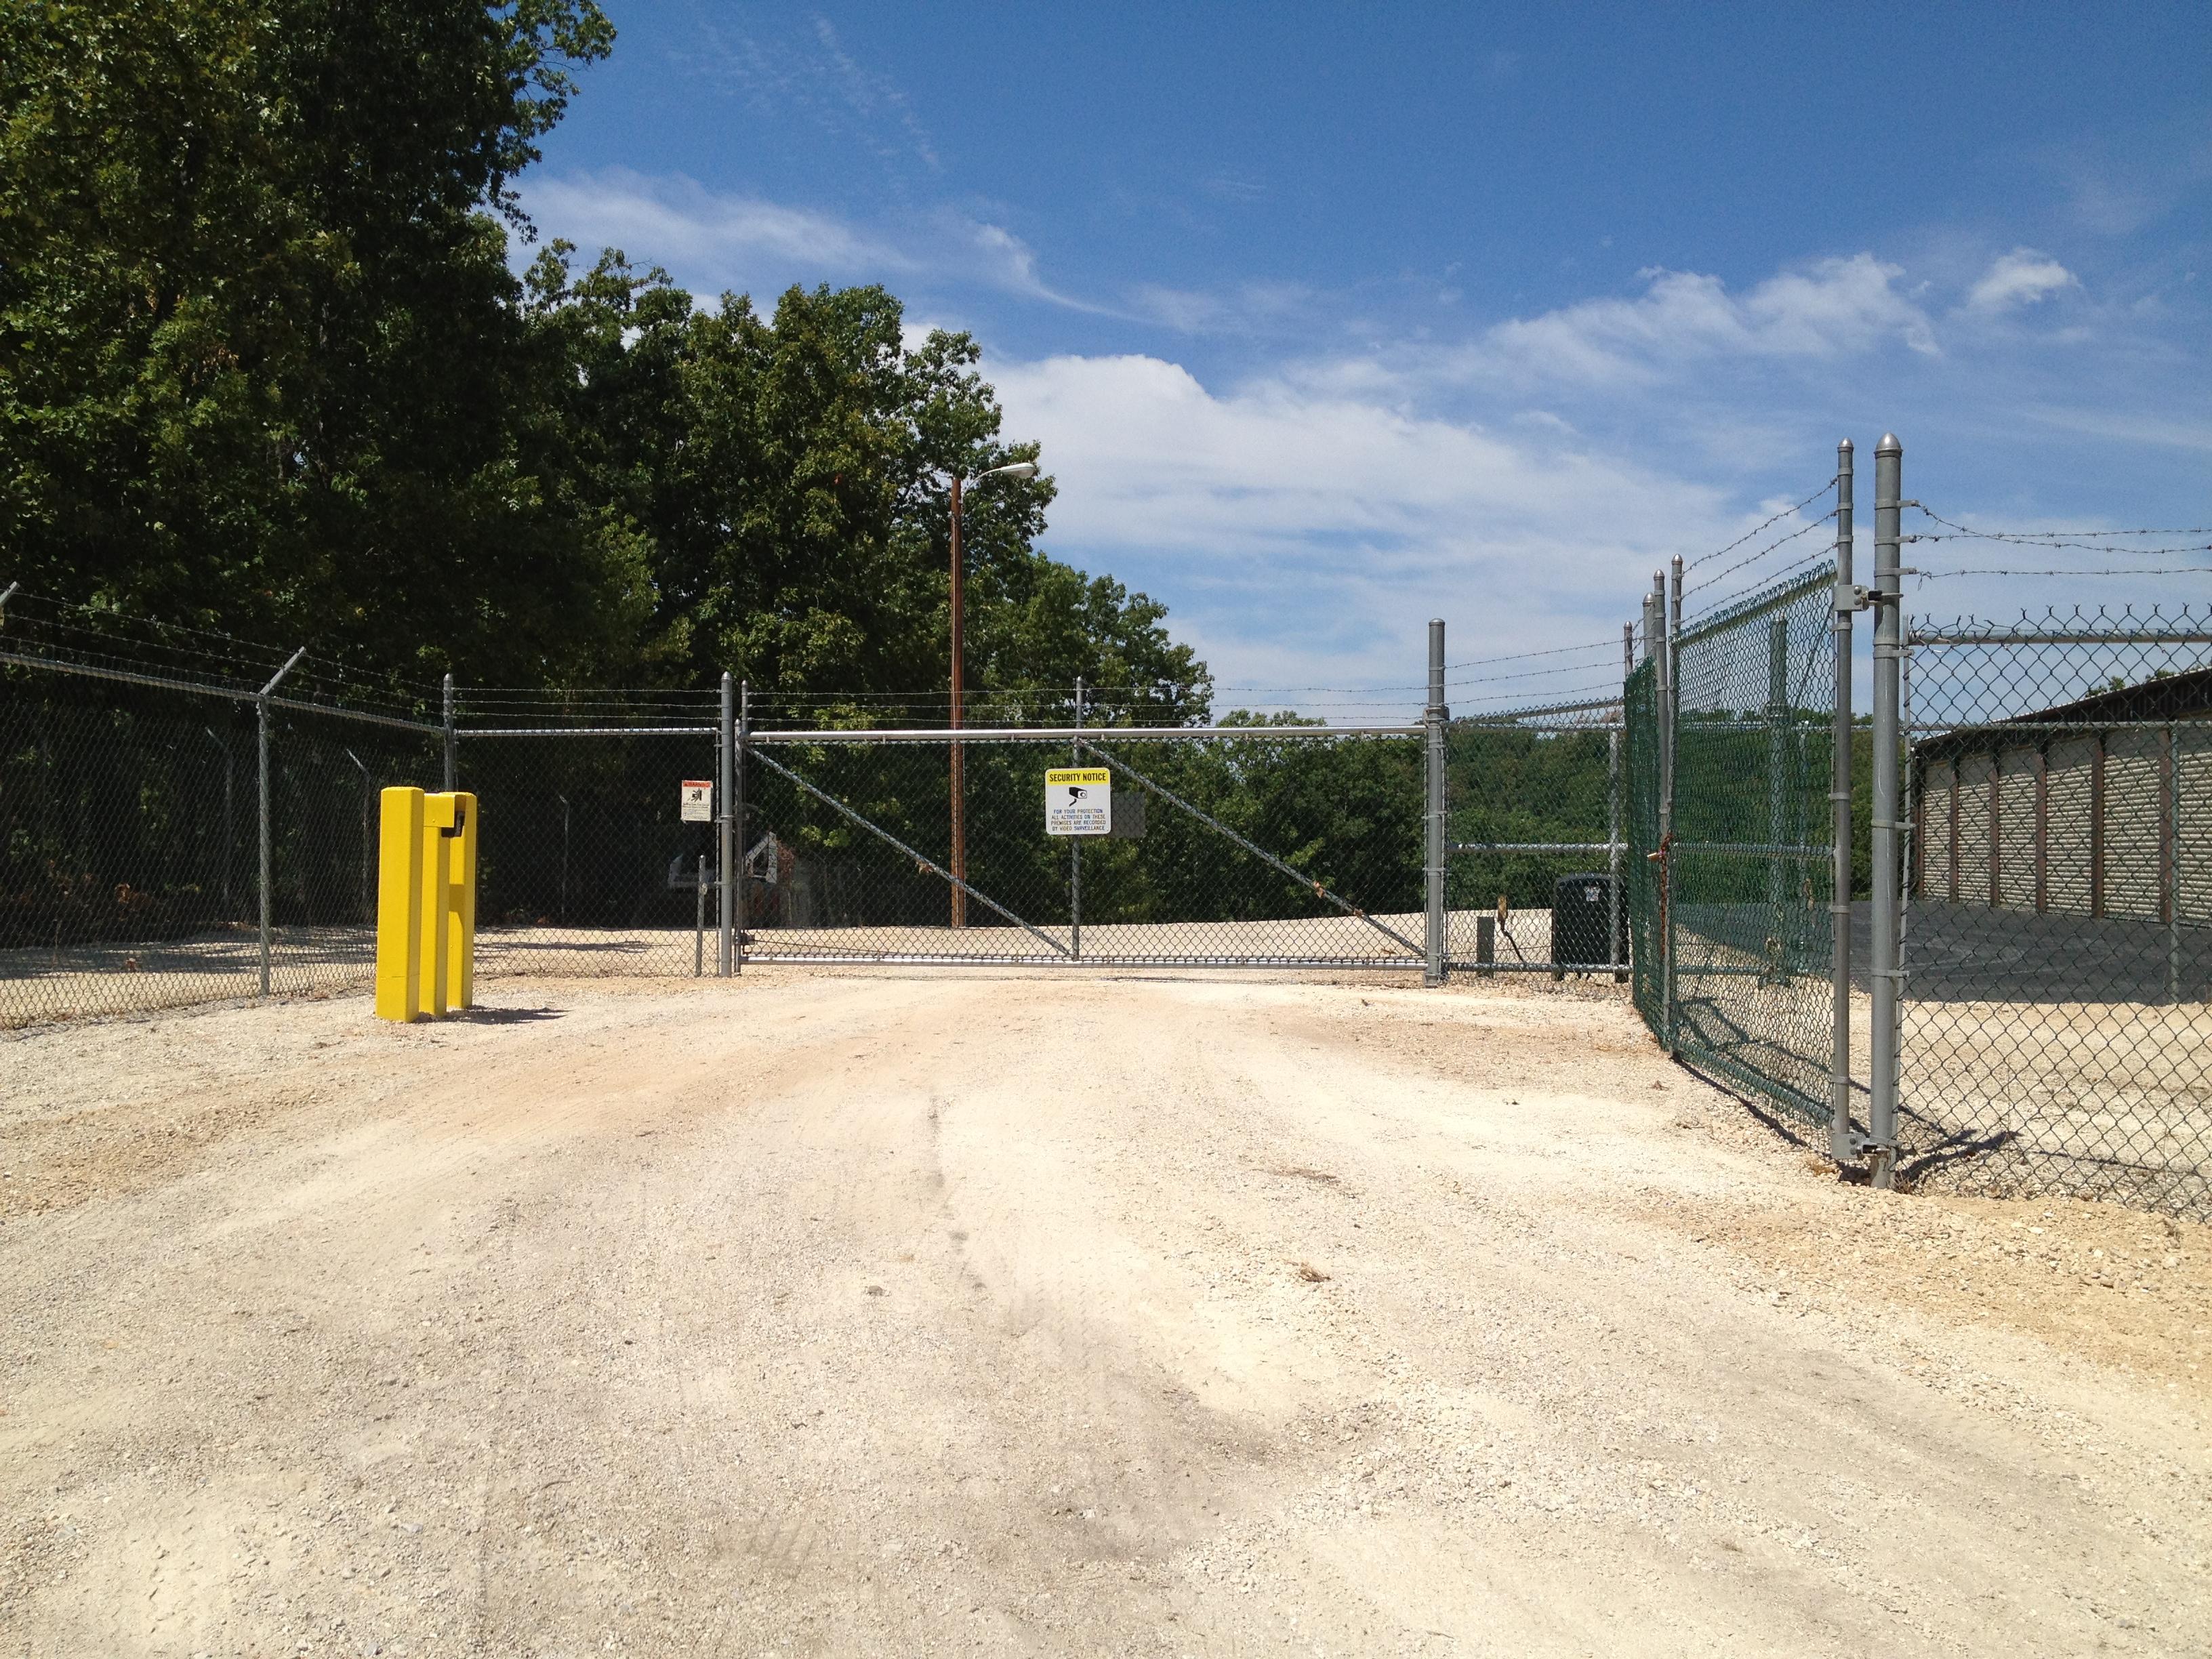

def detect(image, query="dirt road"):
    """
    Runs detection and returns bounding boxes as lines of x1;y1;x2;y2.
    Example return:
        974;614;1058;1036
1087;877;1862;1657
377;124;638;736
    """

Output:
3;971;2207;1656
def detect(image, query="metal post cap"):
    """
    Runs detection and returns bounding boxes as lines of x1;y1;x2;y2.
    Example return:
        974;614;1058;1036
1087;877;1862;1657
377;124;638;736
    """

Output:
1838;437;1853;451
1876;432;1902;453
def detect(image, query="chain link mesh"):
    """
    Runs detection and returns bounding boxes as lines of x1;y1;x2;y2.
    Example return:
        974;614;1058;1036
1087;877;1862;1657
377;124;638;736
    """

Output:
1;666;442;1026
1442;715;1625;974
733;733;1428;966
1901;607;2212;1218
1667;567;1839;1124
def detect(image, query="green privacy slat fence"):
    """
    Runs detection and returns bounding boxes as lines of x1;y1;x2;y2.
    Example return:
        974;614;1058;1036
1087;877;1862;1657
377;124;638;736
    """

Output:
1624;658;1664;1032
1624;566;1839;1130
1667;567;1840;1126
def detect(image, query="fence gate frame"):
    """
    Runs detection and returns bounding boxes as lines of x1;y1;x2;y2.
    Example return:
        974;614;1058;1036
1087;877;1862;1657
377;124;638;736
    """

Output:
720;718;1437;970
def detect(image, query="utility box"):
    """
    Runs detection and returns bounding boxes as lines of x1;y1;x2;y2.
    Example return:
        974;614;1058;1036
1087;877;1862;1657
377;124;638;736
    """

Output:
1550;872;1625;982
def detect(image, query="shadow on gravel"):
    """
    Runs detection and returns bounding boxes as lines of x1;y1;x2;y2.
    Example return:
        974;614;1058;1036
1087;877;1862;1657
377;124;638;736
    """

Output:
449;1006;566;1025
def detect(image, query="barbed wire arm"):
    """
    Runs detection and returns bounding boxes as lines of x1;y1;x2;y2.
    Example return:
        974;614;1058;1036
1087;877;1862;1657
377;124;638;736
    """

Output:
1078;739;1427;959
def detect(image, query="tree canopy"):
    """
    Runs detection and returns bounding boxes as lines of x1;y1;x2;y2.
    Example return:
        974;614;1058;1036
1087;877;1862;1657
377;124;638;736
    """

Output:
0;0;1207;716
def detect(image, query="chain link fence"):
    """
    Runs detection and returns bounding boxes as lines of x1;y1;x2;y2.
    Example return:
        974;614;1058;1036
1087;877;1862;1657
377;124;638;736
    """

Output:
449;720;1436;971
1443;701;1626;976
1900;608;2212;1217
1;655;443;1027
1667;567;1841;1127
13;469;2210;1227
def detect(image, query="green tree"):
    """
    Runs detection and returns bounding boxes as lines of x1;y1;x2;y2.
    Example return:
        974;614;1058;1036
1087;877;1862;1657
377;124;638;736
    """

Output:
0;0;619;682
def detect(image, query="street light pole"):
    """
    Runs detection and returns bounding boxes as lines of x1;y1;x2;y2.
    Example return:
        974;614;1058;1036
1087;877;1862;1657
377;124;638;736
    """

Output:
946;459;1037;930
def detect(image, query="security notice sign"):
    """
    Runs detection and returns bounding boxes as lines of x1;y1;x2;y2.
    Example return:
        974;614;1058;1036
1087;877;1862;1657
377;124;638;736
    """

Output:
679;779;713;823
1044;767;1111;836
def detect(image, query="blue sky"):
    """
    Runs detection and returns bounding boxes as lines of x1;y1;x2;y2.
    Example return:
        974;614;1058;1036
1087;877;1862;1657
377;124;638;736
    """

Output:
521;2;2211;710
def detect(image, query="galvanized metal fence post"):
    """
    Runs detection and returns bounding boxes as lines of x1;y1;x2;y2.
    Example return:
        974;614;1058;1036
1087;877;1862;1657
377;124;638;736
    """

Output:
1425;619;1447;987
1613;626;1631;980
1071;678;1084;959
1767;614;1789;917
257;646;307;997
719;672;735;976
694;853;708;977
1830;438;1857;1162
1663;561;1683;1047
735;681;749;974
1868;433;1905;1187
442;672;456;792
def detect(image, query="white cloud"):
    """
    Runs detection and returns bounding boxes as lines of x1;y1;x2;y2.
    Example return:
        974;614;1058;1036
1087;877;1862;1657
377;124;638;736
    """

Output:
1965;249;2081;313
1455;253;1938;388
989;352;1834;701
518;169;1102;312
525;168;898;274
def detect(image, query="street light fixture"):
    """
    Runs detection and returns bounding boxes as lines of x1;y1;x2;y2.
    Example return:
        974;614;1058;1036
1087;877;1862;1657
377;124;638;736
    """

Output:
947;460;1038;926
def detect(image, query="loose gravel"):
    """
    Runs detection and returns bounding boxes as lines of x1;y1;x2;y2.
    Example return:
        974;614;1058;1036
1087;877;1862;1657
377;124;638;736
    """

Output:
2;969;2206;1656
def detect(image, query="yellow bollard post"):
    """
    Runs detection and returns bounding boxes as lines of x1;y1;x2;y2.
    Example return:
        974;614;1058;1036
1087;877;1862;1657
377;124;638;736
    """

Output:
418;794;455;1018
444;792;477;1009
375;787;425;1021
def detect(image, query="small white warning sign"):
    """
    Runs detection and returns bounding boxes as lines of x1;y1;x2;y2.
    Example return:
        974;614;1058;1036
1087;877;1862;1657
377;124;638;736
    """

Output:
1045;766;1111;836
679;779;713;823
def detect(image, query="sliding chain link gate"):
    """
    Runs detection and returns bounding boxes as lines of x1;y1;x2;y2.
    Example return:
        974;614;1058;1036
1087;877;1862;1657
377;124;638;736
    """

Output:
733;729;1431;969
1667;566;1844;1124
1626;557;1854;1145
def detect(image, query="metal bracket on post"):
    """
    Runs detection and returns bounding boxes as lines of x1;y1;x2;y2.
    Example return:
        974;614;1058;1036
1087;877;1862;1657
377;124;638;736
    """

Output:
258;645;308;998
1424;619;1448;987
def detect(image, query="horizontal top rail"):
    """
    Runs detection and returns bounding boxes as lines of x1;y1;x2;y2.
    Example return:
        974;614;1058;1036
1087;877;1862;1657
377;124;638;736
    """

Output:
1908;629;2212;647
458;722;1427;742
1676;564;1832;651
1906;714;2212;735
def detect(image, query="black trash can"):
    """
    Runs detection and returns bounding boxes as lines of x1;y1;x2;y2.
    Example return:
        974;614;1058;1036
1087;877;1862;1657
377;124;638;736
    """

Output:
1550;872;1626;981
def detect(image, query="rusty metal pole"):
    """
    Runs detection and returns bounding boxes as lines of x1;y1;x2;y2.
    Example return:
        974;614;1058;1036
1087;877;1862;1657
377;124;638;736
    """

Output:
949;473;967;928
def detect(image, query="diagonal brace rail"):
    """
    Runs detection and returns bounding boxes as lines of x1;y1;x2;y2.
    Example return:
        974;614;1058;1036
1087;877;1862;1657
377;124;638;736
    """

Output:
748;747;1071;958
1079;739;1425;958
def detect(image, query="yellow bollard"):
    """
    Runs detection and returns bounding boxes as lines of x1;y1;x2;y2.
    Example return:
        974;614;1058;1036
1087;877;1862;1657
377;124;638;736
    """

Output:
376;787;478;1021
443;792;477;1010
375;787;425;1021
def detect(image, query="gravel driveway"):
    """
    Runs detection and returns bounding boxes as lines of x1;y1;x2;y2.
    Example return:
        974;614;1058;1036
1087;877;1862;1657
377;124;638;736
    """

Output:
3;970;2206;1656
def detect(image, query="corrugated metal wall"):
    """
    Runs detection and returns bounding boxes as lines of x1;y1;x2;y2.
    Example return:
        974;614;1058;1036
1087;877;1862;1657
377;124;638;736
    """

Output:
1917;725;2208;922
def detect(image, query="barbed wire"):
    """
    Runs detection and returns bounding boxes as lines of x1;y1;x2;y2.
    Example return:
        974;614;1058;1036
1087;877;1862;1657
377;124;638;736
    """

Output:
1681;476;1838;571
1442;635;1621;674
1907;506;2211;558
1683;511;1837;599
1910;565;2212;580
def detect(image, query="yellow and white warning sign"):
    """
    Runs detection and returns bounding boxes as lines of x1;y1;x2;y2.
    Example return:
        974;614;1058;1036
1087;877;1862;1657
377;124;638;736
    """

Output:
1044;766;1111;836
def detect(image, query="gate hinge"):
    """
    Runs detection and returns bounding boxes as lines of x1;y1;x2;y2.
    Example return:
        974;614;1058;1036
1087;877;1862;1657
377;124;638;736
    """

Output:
1837;586;1875;613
